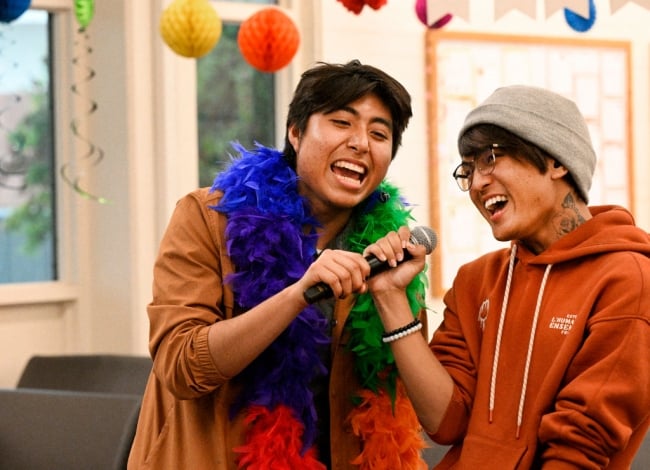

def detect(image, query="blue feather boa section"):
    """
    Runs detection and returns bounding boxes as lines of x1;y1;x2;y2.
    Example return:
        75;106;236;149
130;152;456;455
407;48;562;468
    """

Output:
209;143;426;458
210;144;326;449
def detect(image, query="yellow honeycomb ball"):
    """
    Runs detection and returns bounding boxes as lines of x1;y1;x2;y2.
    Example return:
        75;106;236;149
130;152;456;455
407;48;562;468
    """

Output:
160;0;222;58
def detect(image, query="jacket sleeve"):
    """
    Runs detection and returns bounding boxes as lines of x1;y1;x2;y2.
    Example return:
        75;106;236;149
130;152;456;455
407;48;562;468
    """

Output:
147;189;234;399
538;252;650;468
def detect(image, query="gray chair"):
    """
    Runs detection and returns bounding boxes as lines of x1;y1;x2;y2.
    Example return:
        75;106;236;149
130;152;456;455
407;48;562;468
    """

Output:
0;388;141;470
12;354;152;469
632;429;650;470
422;432;450;466
16;354;152;395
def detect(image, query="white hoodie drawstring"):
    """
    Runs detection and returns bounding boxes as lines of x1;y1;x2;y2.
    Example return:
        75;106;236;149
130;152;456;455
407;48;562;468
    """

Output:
516;263;552;438
489;245;517;423
488;244;553;439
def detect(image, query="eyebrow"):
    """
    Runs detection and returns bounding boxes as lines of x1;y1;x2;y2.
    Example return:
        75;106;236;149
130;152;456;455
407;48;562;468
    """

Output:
335;105;393;131
462;146;495;160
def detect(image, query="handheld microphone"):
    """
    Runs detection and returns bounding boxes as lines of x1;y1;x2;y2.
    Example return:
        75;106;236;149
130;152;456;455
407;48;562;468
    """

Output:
303;226;438;304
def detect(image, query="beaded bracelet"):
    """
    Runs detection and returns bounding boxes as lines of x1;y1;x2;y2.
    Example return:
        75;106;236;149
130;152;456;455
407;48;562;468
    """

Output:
381;319;422;343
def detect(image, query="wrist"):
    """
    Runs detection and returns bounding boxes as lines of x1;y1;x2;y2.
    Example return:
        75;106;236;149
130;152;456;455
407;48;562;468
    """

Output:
372;289;409;315
382;319;422;343
373;292;419;333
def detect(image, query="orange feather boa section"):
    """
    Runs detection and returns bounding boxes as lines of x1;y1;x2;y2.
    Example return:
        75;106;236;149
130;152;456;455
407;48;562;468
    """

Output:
348;381;428;470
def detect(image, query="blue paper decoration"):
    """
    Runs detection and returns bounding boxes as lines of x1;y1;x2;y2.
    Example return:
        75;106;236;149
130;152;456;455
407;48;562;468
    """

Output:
565;0;597;32
0;0;31;23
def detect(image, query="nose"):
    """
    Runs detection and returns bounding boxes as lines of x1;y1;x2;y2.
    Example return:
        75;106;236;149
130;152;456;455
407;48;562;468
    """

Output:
470;168;492;190
347;129;369;153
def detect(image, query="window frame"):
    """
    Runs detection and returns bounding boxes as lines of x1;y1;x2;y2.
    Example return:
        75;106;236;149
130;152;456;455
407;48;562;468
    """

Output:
155;0;314;220
0;0;317;309
0;0;80;306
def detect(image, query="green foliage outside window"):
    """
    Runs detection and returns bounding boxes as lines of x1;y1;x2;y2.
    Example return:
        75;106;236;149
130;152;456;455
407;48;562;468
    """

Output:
4;82;54;254
197;23;275;188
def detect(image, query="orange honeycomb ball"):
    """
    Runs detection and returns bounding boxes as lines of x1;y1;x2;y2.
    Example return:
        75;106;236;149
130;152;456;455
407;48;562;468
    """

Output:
238;8;300;73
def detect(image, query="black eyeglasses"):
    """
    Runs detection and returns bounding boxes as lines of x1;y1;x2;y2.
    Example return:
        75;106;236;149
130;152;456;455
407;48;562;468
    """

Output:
452;144;503;191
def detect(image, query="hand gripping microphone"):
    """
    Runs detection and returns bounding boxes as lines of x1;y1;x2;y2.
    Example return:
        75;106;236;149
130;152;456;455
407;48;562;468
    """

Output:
303;226;438;304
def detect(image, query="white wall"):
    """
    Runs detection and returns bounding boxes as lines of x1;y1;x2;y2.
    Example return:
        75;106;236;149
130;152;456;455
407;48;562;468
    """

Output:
1;0;649;387
316;2;431;229
314;0;650;328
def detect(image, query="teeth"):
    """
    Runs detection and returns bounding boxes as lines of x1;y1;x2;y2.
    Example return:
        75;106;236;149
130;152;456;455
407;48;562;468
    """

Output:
339;175;361;185
333;161;365;175
485;195;507;211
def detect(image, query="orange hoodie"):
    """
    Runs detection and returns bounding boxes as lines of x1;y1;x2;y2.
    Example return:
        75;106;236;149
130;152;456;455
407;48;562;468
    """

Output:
430;206;650;469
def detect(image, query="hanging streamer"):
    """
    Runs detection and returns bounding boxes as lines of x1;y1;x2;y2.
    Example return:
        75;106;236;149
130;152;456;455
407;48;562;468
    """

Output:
565;0;597;32
61;28;108;203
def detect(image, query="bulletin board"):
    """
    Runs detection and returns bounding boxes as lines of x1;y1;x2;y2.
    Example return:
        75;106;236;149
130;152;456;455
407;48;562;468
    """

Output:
426;31;632;297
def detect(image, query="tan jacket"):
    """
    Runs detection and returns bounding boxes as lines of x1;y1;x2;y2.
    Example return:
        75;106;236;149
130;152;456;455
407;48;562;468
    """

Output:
128;188;425;469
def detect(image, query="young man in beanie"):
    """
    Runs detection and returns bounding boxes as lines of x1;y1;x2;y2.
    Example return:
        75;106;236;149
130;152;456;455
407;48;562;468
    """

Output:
365;85;650;468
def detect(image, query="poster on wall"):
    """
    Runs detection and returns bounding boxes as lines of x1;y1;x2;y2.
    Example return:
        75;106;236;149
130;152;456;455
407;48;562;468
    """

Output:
426;31;631;296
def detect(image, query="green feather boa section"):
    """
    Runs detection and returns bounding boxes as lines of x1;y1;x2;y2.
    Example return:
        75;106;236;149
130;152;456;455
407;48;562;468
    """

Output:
345;182;428;401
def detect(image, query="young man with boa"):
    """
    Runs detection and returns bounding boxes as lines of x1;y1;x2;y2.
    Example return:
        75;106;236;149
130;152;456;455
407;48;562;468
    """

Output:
128;60;433;469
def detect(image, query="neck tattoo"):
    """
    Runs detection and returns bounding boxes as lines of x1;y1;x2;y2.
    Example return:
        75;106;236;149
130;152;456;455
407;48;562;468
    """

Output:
556;193;586;236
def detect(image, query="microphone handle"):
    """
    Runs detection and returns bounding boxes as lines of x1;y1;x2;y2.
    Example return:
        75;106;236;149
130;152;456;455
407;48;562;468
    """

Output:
303;251;414;304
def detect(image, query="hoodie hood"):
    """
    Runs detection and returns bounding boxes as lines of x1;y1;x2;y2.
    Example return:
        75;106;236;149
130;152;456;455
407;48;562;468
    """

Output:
520;205;650;266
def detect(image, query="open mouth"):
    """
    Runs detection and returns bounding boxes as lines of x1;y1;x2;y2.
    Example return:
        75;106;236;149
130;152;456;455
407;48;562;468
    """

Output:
484;195;508;215
332;161;366;185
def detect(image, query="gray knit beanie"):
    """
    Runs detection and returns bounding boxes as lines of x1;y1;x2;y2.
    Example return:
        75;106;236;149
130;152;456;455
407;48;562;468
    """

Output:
458;85;596;202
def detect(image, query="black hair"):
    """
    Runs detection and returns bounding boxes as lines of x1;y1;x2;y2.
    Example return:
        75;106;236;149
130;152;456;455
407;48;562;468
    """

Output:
282;60;412;168
459;124;580;198
458;124;549;172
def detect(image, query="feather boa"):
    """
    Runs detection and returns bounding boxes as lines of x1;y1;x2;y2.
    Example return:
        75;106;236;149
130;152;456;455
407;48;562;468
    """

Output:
211;143;428;469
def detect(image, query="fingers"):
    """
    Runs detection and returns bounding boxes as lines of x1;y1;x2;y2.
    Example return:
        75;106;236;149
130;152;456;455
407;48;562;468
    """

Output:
305;250;370;300
363;226;411;267
362;227;427;293
299;226;427;303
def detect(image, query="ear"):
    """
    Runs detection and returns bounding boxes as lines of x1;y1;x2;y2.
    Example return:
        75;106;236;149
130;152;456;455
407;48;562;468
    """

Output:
550;159;569;180
288;124;301;151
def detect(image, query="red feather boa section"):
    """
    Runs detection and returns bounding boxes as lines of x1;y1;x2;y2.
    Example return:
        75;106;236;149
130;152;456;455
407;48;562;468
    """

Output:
234;405;326;470
348;381;428;470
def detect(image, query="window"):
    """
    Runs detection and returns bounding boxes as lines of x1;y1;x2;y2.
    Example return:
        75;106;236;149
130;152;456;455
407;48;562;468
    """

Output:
197;1;278;186
0;10;56;283
197;23;275;187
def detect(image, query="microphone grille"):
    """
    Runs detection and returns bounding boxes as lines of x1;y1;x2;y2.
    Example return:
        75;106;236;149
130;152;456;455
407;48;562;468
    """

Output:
409;226;438;254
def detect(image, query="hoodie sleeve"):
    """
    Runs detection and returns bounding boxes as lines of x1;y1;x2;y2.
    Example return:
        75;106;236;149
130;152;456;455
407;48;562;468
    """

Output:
427;276;478;444
538;251;650;468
